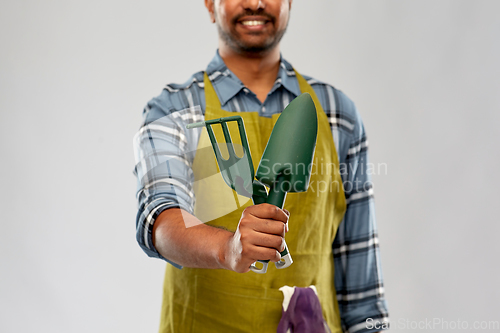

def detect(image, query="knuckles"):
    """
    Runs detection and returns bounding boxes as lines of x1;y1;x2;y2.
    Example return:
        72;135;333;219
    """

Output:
244;203;279;218
239;244;251;256
263;203;278;216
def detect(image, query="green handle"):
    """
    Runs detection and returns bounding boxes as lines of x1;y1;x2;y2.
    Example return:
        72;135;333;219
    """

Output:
249;176;293;273
266;180;287;208
266;176;293;267
249;179;292;273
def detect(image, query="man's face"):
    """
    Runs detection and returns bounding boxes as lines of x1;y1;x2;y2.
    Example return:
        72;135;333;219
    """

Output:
207;0;292;55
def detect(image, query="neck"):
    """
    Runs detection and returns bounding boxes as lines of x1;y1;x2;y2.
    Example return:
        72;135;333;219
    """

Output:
219;45;281;103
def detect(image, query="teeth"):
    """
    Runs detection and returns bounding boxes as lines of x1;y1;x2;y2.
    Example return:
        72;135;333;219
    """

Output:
241;20;265;26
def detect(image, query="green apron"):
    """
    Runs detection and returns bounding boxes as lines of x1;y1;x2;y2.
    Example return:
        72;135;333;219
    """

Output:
159;70;346;333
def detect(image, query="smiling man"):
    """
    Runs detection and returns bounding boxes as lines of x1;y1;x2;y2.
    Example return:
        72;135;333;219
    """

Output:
133;1;389;332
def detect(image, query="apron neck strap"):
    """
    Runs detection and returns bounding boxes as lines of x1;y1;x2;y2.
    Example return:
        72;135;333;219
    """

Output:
294;70;325;115
204;72;222;110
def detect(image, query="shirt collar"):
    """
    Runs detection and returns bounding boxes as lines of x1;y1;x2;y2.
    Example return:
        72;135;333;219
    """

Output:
205;51;302;106
275;57;302;97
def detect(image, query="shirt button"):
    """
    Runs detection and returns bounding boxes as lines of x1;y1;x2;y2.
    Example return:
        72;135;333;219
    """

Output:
243;88;250;93
262;106;266;112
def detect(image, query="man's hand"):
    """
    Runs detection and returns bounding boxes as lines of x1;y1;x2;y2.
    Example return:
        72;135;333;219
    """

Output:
221;204;290;273
152;205;289;272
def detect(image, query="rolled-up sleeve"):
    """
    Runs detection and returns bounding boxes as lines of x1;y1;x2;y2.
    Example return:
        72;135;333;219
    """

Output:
133;96;203;267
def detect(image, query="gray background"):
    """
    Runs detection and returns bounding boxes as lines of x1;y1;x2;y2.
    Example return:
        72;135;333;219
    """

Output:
1;0;499;332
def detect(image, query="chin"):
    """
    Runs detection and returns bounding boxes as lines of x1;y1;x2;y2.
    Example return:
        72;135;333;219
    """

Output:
231;37;281;55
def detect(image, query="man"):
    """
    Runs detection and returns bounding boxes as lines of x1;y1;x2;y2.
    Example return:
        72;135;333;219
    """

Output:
133;0;389;332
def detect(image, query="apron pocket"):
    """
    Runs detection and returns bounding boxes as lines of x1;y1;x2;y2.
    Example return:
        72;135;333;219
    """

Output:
192;274;283;333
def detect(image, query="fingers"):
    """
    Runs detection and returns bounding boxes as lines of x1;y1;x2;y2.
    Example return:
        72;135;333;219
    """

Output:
239;217;286;240
226;231;281;273
240;205;288;261
246;232;285;253
253;219;287;238
248;246;281;263
228;204;290;272
244;203;289;224
238;223;285;257
241;204;289;235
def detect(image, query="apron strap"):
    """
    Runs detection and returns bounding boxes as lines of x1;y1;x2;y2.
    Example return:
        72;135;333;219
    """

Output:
204;72;222;110
294;69;347;230
294;70;325;116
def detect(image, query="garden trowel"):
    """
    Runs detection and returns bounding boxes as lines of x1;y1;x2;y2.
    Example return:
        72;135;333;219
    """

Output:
187;93;318;273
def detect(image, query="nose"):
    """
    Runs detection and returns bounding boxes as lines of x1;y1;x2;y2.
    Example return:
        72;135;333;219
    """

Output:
243;0;265;11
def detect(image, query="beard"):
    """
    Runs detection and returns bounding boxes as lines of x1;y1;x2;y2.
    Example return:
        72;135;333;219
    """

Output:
215;10;289;55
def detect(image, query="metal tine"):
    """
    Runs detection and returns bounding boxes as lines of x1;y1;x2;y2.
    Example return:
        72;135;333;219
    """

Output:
205;122;235;187
221;121;237;161
235;118;254;175
187;115;255;198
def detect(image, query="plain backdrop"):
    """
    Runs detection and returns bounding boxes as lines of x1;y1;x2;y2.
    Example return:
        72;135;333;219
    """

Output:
1;0;499;332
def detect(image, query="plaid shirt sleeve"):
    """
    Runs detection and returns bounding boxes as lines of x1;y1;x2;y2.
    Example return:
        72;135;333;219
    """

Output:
133;91;203;267
328;89;389;333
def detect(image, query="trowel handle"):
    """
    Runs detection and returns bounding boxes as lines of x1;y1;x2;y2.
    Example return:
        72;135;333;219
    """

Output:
251;181;268;205
275;240;293;269
250;260;270;274
267;177;293;269
267;182;287;207
248;243;292;273
251;177;294;271
249;182;270;273
249;242;292;273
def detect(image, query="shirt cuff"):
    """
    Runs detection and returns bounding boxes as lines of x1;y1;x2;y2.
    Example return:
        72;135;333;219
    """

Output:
136;201;185;269
341;300;389;333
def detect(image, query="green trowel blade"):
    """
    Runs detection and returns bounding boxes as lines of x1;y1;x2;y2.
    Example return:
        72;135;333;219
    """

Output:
255;93;318;193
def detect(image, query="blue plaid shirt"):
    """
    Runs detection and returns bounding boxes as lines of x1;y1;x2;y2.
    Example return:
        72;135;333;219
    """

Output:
133;52;389;333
